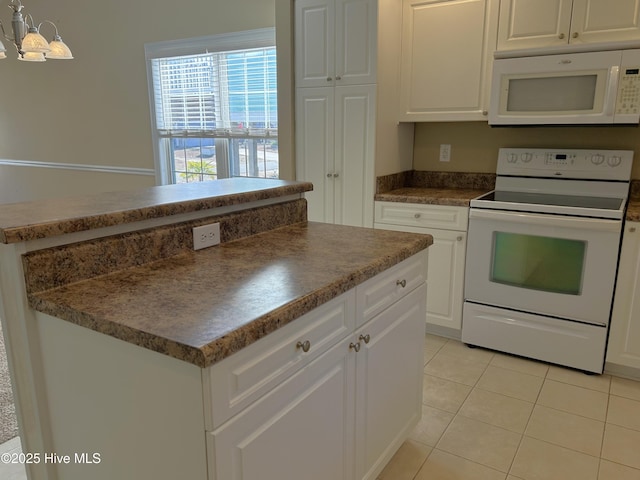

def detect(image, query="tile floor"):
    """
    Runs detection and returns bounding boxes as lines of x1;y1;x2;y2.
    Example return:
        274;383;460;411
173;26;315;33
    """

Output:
2;333;640;480
378;334;640;480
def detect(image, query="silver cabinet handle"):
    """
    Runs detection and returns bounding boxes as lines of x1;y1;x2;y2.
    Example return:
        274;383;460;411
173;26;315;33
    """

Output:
296;340;311;353
333;173;339;178
326;77;333;82
326;173;333;178
414;213;421;219
335;75;342;80
349;342;361;352
559;33;565;39
572;32;579;39
631;227;637;233
482;110;488;116
457;235;463;241
396;279;407;288
359;334;371;344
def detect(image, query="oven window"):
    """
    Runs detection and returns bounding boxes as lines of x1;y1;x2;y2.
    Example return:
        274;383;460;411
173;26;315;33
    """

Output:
491;232;586;295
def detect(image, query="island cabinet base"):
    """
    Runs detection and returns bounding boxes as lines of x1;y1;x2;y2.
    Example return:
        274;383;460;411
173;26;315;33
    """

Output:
33;251;427;480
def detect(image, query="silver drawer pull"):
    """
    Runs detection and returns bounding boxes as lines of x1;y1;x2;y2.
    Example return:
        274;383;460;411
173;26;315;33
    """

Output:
414;213;421;219
359;334;371;344
296;340;311;353
457;235;463;241
396;279;407;288
349;342;361;352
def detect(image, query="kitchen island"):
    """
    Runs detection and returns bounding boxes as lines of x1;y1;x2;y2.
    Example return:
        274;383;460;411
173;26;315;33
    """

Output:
0;178;432;480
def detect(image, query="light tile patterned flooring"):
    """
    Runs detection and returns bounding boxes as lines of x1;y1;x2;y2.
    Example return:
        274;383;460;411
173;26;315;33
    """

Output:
378;334;640;480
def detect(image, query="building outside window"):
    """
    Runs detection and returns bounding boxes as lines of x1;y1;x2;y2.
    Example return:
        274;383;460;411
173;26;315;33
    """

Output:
145;29;278;184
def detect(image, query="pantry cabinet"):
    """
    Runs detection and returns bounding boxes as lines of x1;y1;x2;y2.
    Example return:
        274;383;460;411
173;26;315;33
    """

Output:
497;0;640;52
295;85;375;226
207;254;427;480
398;0;499;122
295;0;377;87
375;202;468;336
607;221;640;372
294;0;377;227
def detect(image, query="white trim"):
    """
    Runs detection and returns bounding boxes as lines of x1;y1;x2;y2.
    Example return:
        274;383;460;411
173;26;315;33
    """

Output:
0;159;155;176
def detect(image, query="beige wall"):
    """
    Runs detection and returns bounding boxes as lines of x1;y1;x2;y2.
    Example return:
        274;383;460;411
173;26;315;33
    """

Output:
413;122;640;178
0;0;278;199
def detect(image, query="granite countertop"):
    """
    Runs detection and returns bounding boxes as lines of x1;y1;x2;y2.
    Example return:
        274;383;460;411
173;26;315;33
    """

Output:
628;197;640;222
27;222;432;368
375;187;488;207
0;178;312;244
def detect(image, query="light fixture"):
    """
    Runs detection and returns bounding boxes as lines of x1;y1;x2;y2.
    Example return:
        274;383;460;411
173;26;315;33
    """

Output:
0;0;73;62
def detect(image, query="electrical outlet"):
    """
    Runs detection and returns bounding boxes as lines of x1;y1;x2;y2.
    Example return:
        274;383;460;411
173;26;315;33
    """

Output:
439;144;451;162
193;223;220;250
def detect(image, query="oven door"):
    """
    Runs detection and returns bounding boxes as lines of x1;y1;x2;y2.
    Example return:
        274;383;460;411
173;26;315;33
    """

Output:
465;209;622;326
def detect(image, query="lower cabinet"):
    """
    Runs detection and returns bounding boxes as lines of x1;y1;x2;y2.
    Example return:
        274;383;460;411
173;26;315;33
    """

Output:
375;202;468;335
607;222;640;373
207;256;427;480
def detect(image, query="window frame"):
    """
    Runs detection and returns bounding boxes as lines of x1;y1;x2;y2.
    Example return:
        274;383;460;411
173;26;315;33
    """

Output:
145;28;277;185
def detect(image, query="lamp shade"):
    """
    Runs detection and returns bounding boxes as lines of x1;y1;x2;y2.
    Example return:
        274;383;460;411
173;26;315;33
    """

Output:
47;35;73;59
21;28;50;53
18;51;46;62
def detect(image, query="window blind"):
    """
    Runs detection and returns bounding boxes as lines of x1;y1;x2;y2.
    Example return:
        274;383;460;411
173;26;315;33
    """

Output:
152;47;278;139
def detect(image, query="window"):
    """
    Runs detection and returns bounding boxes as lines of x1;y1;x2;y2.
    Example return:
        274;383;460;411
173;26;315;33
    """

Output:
145;29;278;184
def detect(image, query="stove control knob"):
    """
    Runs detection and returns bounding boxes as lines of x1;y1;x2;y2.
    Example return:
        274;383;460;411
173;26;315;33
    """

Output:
521;153;532;163
508;153;518;163
608;156;622;167
591;154;605;165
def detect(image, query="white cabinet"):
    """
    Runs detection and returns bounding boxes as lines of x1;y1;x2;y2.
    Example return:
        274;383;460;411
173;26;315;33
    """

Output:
607;222;640;372
207;253;427;480
497;0;640;52
354;285;426;480
295;0;377;228
295;85;376;227
398;0;499;122
375;202;468;335
209;335;356;480
295;0;377;87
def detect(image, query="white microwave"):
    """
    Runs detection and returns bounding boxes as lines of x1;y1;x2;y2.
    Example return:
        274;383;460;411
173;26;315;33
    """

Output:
489;49;640;126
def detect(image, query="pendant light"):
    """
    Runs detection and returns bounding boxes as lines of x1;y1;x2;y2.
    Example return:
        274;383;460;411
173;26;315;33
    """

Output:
0;0;73;62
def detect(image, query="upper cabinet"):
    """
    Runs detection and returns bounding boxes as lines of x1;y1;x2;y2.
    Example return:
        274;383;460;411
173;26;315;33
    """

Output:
295;0;377;88
497;0;640;52
398;0;499;122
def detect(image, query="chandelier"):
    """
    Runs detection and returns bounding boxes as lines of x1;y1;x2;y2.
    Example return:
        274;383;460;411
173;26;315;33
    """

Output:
0;0;73;62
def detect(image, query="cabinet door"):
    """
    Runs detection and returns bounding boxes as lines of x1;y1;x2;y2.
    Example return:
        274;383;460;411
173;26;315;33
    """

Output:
335;0;377;85
295;0;335;87
607;222;640;369
497;0;573;51
571;0;640;45
334;85;376;227
399;0;499;122
354;284;426;480
426;229;466;331
295;87;335;223
210;336;356;480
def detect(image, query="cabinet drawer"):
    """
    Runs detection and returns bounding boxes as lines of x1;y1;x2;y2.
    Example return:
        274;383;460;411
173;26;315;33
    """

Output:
204;290;356;430
356;251;427;327
375;202;468;231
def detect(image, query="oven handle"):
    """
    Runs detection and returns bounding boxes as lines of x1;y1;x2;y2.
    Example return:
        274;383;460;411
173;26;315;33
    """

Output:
469;209;621;232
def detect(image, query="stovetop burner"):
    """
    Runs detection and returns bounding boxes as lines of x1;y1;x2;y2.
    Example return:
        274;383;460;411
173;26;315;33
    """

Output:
476;190;624;211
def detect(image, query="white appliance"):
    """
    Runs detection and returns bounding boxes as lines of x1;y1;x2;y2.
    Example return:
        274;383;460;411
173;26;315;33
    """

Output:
489;49;640;125
462;148;633;373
